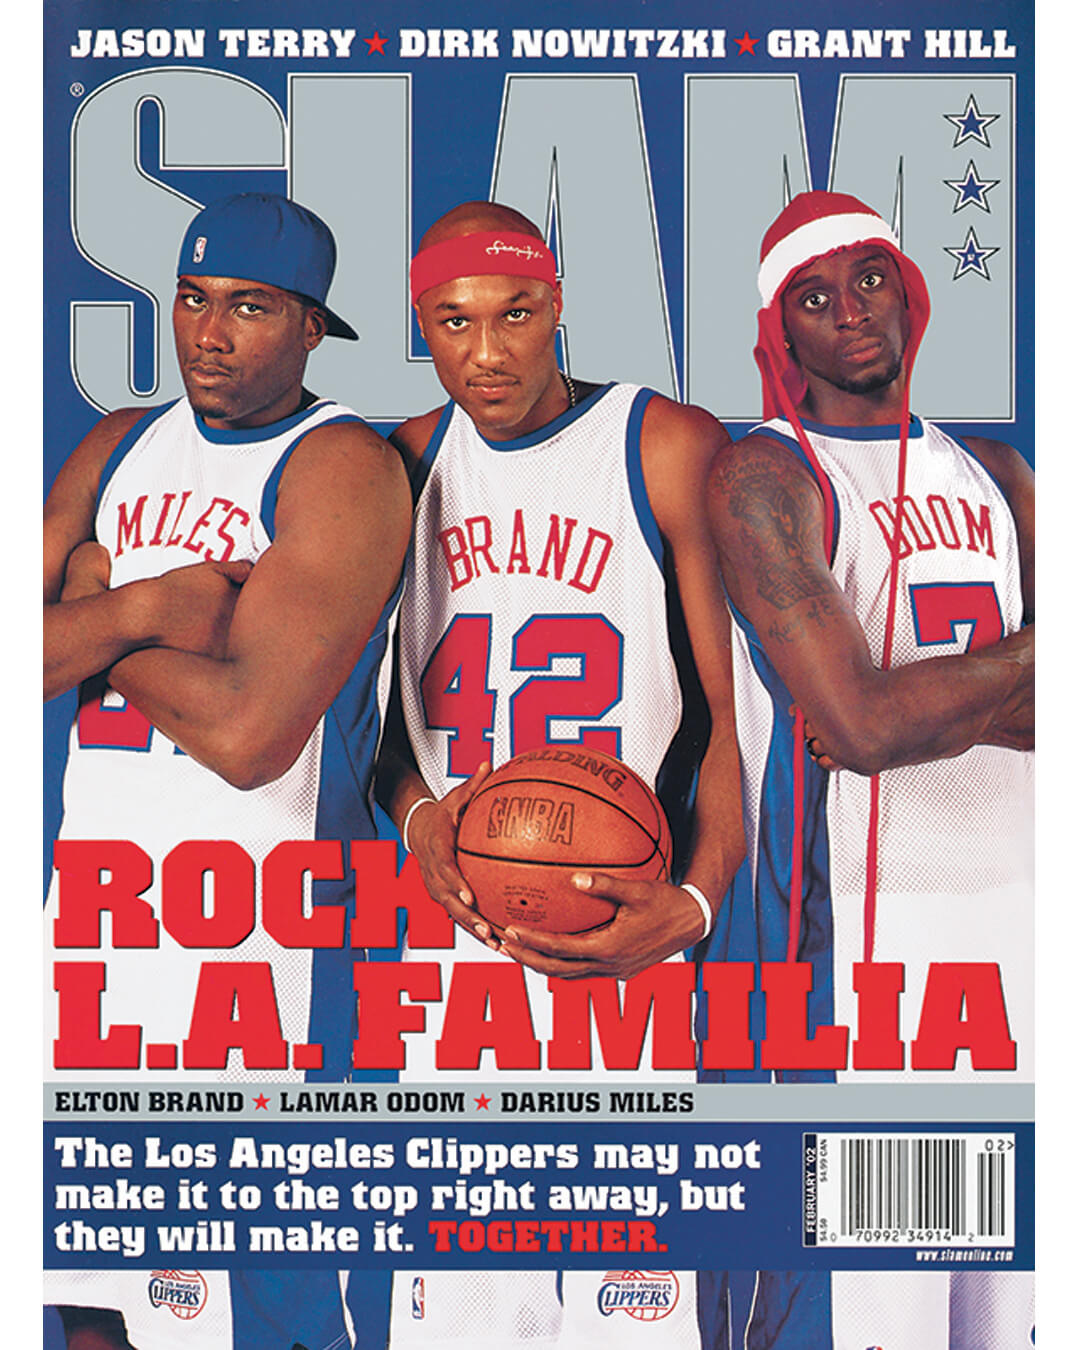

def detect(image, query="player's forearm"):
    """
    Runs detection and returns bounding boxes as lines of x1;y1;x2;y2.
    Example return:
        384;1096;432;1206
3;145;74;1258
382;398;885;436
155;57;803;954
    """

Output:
679;731;747;913
374;727;437;835
811;626;1034;774
372;673;439;832
44;583;168;702
108;647;312;789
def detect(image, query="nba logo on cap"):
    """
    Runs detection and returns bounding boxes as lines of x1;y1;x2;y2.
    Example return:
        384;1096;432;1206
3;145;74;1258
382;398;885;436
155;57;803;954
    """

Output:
192;236;206;264
411;1276;425;1319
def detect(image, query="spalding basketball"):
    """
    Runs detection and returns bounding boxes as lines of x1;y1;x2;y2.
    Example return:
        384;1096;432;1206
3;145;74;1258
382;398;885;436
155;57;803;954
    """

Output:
456;747;672;934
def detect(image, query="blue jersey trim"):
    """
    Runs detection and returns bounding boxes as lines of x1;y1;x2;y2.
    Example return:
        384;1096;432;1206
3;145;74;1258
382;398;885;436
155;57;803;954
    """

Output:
193;396;334;444
95;401;179;515
258;412;364;540
718;600;837;1085
625;387;665;570
411;400;457;504
305;575;404;1084
696;1270;831;1347
950;432;1010;502
474;381;616;451
793;413;925;441
343;1271;394;1349
230;1271;355;1350
749;425;842;567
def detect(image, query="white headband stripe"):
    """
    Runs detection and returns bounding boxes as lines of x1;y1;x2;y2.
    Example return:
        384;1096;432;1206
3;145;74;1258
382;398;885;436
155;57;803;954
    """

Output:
757;212;901;307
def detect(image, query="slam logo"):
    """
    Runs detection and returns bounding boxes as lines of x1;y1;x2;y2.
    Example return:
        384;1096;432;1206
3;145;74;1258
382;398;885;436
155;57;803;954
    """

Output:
147;1270;208;1320
596;1270;680;1321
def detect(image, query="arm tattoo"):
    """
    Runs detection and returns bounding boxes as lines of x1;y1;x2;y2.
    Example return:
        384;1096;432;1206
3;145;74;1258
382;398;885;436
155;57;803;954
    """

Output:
719;455;832;612
766;596;839;646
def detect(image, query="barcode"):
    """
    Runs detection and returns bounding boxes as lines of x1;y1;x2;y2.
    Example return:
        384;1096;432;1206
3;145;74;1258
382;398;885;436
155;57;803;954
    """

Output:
804;1133;1015;1247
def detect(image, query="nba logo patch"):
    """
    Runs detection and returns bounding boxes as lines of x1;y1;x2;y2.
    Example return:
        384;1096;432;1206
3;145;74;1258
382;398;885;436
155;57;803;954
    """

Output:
411;1276;425;1320
192;235;206;263
596;1271;680;1321
147;1270;208;1320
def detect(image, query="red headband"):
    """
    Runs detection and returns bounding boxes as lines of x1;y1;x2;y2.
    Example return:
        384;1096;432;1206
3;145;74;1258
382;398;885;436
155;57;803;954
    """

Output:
410;230;558;304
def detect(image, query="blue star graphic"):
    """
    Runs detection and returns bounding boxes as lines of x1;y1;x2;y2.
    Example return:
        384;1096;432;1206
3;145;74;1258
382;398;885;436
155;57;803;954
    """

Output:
944;227;1000;280
944;160;999;212
944;94;999;147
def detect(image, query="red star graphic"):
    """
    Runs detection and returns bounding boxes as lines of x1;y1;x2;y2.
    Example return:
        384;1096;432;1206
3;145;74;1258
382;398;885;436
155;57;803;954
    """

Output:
253;1093;270;1110
474;1093;492;1110
735;31;759;55
365;31;389;55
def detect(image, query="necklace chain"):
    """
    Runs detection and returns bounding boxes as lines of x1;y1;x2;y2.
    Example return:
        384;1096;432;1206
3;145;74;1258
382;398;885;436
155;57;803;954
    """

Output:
560;370;577;408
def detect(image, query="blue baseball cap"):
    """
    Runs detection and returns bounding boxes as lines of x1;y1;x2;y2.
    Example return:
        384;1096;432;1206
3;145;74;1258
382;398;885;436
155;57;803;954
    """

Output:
177;193;358;340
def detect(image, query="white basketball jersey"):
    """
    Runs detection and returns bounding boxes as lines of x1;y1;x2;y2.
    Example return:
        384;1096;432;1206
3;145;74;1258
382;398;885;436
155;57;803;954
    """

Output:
396;383;692;1083
44;1270;233;1350
831;1270;1034;1349
731;416;1033;1081
388;386;700;1350
400;383;682;796
45;396;396;1083
387;1271;561;1347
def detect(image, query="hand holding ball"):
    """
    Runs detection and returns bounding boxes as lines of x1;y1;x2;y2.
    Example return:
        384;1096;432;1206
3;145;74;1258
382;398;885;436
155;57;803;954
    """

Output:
455;747;672;934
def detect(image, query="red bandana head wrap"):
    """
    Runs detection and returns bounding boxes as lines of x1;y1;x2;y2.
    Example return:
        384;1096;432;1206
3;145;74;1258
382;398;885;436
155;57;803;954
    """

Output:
755;190;930;422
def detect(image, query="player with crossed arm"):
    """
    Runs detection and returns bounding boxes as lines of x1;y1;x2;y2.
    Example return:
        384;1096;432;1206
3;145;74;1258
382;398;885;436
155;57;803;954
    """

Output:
373;201;745;1348
44;194;410;1350
708;191;1033;1347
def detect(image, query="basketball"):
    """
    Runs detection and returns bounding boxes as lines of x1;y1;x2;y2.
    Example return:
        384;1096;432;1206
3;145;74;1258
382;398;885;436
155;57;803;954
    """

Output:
455;747;672;934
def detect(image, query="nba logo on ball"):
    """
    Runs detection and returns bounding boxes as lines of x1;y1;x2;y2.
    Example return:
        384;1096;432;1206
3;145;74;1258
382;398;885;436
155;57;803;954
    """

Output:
596;1271;680;1321
147;1270;208;1320
411;1276;425;1319
192;236;206;263
457;748;672;935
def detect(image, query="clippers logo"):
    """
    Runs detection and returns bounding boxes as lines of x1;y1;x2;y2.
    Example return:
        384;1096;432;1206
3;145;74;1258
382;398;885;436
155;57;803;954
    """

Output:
147;1270;208;1320
192;235;207;264
596;1271;680;1321
411;1276;425;1320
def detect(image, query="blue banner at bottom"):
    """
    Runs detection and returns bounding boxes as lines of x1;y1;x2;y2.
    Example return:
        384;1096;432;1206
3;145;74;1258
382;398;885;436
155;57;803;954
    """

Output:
45;1119;1033;1272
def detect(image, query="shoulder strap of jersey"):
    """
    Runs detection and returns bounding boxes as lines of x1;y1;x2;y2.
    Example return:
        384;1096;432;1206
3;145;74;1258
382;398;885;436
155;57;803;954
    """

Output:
95;400;180;515
948;428;1010;503
625;387;665;569
259;402;366;539
408;401;456;505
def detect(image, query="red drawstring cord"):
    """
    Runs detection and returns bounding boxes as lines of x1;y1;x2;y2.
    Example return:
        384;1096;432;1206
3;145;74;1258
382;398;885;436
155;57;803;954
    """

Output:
770;382;910;967
767;378;835;967
863;401;911;962
788;707;807;962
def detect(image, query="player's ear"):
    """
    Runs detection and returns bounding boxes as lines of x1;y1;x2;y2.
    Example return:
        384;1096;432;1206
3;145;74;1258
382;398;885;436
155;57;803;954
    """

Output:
304;305;328;351
413;302;427;341
552;283;563;324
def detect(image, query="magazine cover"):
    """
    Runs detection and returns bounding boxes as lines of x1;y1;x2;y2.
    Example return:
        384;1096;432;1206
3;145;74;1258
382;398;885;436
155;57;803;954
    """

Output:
43;0;1035;1346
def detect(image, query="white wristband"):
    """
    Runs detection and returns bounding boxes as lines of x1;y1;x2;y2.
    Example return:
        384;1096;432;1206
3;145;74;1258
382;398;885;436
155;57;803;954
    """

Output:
401;796;437;853
680;883;715;939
